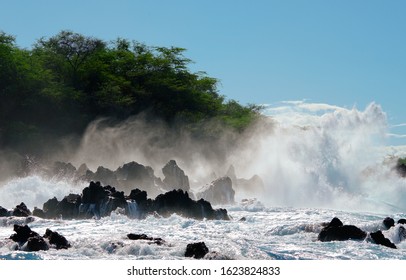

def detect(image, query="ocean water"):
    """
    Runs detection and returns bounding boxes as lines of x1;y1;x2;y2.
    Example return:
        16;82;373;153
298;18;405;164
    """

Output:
1;102;406;260
0;179;405;261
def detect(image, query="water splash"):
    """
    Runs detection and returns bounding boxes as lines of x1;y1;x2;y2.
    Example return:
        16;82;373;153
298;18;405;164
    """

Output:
234;102;406;213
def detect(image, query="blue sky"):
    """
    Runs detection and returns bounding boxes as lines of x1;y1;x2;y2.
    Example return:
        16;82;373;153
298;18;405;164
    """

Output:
1;0;405;145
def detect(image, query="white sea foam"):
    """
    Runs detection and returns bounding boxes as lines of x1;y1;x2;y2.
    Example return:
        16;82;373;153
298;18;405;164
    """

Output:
1;207;405;260
0;176;85;210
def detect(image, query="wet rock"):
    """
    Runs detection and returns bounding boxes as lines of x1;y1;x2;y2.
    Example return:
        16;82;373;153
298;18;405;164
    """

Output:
24;236;49;251
127;188;148;204
57;194;81;219
383;217;395;229
398;218;406;224
196;177;235;205
185;242;209;259
318;217;367;242
127;233;165;245
153;189;229;220
162;160;190;191
43;197;59;218
10;224;39;244
80;182;128;218
17;181;229;221
44;229;70;249
370;230;397;249
32;207;45;218
41;194;81;219
82;181;108;204
0;206;8;217
12;202;31;217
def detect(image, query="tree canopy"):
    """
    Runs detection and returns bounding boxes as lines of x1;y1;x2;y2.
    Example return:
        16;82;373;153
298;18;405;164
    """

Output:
0;30;262;155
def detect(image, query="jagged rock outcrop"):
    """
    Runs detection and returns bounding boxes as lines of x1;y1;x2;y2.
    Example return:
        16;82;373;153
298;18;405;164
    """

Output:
196;177;235;205
12;202;31;217
29;181;229;220
115;161;161;196
162;160;190;191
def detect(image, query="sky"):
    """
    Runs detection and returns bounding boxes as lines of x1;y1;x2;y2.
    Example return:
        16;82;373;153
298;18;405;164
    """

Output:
1;0;405;145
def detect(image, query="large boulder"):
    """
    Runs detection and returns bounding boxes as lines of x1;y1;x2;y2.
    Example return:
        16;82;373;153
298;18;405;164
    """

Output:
9;225;48;251
370;230;396;249
318;217;367;242
10;224;39;244
185;242;209;259
196;177;235;205
153;189;229;220
162;160;190;191
12;202;31;217
24;236;49;251
44;229;71;249
43;197;59;217
383;217;395;229
57;194;82;219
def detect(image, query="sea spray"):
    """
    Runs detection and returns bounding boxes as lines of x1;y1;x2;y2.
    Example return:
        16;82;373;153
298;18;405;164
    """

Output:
1;102;404;214
233;102;405;213
0;175;85;210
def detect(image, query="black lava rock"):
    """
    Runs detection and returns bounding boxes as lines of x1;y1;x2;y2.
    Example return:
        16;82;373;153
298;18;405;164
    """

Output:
370;230;397;249
318;217;367;242
185;242;209;259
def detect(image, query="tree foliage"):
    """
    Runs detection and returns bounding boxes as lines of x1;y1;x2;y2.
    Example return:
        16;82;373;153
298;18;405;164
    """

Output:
0;30;261;155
